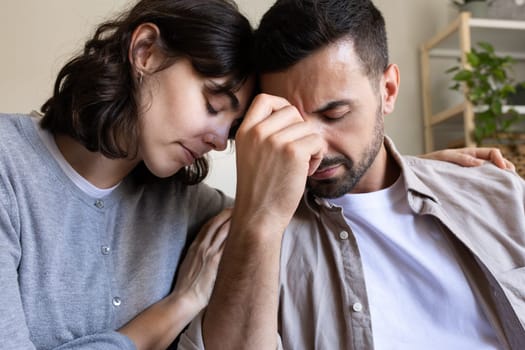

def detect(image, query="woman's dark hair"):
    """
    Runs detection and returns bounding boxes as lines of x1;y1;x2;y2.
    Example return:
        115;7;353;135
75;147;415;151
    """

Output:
253;0;388;80
40;0;253;184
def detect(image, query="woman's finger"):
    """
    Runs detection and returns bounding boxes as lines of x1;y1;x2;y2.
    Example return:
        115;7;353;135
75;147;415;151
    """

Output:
209;218;231;250
195;208;233;246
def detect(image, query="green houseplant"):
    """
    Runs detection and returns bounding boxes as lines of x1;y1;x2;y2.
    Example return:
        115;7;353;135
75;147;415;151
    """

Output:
448;41;525;145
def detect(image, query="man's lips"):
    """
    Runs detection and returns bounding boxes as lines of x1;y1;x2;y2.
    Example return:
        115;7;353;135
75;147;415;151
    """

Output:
310;164;341;180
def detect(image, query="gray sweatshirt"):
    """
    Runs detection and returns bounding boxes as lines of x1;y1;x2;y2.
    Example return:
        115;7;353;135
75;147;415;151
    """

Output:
0;114;231;349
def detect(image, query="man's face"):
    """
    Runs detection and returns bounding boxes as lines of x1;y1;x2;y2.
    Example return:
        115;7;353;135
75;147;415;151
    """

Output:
260;39;396;197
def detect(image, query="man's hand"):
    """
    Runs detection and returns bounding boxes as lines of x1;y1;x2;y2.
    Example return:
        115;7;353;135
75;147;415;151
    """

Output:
202;94;325;350
233;94;325;232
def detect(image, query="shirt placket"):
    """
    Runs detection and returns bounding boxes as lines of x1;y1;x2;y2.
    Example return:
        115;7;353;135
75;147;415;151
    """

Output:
323;208;374;350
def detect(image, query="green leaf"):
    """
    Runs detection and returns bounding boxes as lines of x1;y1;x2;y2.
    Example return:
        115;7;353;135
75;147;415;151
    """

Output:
491;100;503;115
503;56;515;65
467;52;480;67
448;40;523;140
492;68;506;82
476;110;492;121
485;121;497;137
450;83;461;91
501;85;516;95
453;70;473;81
474;128;484;144
502;120;512;131
478;42;495;54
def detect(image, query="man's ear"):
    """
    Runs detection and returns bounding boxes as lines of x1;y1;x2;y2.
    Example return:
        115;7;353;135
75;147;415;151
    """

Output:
381;63;400;116
129;23;162;75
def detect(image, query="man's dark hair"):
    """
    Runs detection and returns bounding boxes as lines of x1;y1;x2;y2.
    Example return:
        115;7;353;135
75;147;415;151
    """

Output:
253;0;388;79
40;0;253;184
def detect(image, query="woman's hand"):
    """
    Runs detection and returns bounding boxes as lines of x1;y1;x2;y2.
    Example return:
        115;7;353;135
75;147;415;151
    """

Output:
172;208;232;311
420;147;515;171
119;209;231;350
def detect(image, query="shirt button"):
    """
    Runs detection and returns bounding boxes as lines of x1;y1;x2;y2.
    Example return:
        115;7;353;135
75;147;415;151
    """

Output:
101;246;111;255
94;200;104;209
339;231;349;240
112;297;122;307
352;302;363;312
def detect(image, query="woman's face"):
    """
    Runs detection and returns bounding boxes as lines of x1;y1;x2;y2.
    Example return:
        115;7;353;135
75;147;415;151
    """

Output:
137;58;253;178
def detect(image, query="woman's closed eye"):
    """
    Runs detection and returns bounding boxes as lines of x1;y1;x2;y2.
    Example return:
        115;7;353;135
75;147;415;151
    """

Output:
206;101;219;115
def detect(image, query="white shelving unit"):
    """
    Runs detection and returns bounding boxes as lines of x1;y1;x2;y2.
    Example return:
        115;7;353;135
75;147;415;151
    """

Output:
420;12;525;152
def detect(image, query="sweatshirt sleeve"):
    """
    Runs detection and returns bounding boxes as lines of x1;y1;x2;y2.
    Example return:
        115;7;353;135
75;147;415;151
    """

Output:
0;194;35;349
185;183;234;242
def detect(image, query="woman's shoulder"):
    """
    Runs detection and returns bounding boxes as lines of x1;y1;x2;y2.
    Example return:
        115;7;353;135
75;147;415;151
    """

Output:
0;113;43;160
0;113;37;142
0;113;22;129
0;112;34;148
160;180;233;209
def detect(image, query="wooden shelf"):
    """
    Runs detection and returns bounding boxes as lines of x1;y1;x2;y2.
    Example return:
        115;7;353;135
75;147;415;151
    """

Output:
430;102;466;125
420;12;525;152
430;104;525;126
424;17;525;54
473;105;525;114
469;18;525;30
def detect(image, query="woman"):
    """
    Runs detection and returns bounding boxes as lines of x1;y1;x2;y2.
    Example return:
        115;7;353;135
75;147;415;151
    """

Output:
0;0;252;349
0;0;512;349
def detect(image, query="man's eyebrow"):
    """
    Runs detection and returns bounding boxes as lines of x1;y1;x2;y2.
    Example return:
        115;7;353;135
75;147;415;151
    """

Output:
312;100;353;114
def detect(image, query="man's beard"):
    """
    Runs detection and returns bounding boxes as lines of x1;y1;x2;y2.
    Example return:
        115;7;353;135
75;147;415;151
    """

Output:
306;104;384;199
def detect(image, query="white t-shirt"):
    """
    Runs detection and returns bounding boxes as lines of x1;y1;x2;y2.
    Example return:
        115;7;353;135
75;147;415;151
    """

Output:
328;176;501;349
34;117;119;198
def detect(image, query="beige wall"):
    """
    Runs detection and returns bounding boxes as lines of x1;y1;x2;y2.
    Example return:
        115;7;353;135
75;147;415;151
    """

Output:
0;0;131;114
0;0;455;196
375;0;449;155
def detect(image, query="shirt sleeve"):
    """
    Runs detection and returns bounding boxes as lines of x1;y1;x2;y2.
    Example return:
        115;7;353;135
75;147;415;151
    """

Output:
177;309;283;350
177;310;205;350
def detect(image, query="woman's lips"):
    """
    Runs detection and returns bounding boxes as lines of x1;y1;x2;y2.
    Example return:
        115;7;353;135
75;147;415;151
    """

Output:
180;144;198;164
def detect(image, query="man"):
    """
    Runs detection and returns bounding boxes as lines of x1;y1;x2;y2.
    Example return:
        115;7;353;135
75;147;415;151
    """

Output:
179;0;525;349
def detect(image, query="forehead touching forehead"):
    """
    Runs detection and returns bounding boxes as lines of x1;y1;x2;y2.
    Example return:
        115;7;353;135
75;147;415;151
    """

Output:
205;73;255;138
207;70;255;101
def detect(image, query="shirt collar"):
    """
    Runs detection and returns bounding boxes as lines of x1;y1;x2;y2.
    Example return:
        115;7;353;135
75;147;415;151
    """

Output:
384;136;440;205
303;135;440;212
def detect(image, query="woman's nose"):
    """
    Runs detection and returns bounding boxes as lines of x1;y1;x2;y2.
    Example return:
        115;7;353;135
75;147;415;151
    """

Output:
204;132;227;151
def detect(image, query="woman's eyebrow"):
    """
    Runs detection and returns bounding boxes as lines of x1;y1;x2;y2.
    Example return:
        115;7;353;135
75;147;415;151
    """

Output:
205;83;240;111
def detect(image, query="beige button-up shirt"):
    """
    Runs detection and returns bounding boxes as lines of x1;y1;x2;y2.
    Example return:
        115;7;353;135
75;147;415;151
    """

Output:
179;137;525;350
